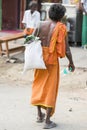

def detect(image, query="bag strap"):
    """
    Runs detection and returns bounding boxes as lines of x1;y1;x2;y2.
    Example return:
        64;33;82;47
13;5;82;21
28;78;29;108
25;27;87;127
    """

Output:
32;23;41;37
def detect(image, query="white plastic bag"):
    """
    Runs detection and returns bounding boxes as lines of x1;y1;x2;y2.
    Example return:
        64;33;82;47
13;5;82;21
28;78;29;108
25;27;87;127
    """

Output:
23;39;46;73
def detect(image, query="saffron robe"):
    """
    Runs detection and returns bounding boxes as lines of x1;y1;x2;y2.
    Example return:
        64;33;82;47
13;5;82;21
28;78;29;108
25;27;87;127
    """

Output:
31;21;67;115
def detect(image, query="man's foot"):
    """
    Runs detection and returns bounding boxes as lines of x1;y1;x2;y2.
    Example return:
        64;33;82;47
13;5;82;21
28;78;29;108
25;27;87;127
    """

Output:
43;121;57;129
36;113;45;123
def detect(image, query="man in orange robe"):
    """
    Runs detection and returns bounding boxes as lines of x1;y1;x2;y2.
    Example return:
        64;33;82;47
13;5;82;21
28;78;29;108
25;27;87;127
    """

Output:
31;4;75;129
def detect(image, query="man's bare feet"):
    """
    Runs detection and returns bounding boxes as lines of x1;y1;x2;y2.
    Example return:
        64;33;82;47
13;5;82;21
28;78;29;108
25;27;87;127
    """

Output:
43;121;57;129
36;113;45;123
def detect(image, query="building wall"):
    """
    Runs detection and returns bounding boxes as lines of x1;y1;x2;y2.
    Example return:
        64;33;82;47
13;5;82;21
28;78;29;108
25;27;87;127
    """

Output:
2;0;20;30
1;0;26;30
0;0;2;30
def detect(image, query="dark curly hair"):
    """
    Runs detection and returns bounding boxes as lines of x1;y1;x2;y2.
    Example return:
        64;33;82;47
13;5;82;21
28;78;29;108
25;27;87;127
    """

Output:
49;4;66;22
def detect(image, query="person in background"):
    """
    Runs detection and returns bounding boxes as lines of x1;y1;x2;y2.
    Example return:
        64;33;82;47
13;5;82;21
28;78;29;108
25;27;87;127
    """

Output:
81;0;87;49
75;0;83;46
22;1;40;36
31;4;75;129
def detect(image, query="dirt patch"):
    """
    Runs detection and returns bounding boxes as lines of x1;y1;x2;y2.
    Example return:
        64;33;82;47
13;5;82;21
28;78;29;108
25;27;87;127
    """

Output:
0;56;87;89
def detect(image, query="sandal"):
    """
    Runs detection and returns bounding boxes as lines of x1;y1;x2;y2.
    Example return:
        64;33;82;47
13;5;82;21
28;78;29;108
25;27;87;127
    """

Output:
43;121;57;129
37;113;45;123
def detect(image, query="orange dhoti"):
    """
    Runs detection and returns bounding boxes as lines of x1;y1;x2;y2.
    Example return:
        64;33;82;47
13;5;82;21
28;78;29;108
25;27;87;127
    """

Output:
31;47;60;115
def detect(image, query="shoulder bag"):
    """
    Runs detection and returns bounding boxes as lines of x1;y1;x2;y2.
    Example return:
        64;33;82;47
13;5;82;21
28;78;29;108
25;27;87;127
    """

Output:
23;24;46;73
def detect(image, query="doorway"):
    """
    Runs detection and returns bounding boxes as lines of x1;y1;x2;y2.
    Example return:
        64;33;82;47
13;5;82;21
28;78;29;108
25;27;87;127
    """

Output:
2;0;20;30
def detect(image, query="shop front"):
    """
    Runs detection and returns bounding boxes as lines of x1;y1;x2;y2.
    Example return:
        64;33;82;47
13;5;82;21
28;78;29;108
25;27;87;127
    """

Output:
41;0;80;45
0;0;62;30
0;0;78;31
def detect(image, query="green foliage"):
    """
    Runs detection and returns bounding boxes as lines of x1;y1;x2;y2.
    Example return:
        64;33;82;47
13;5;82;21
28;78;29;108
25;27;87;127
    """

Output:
24;35;35;44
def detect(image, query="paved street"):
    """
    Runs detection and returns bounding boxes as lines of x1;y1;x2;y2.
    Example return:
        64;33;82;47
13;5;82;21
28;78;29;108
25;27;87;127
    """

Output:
0;81;87;130
0;36;87;130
